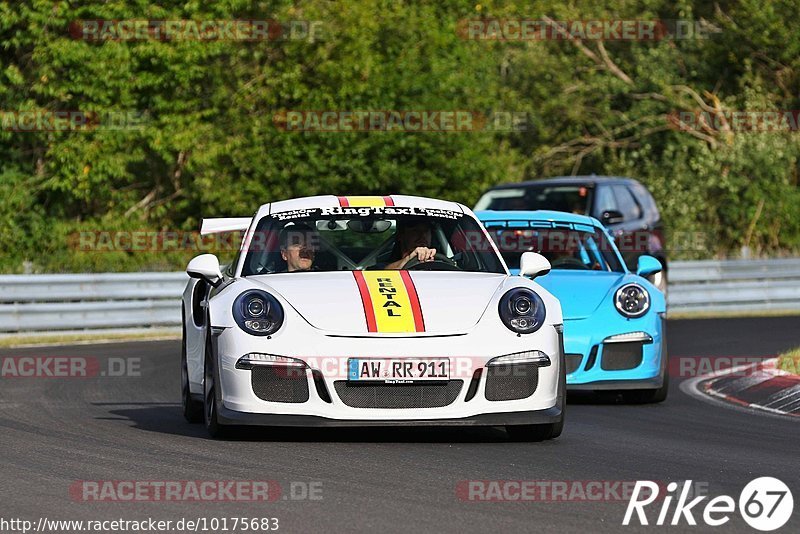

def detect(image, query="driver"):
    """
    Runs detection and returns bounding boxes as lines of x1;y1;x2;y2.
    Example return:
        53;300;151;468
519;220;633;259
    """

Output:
279;223;319;272
385;220;437;269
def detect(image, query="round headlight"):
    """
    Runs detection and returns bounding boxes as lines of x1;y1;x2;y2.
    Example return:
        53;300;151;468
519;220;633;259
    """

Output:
513;296;532;315
615;283;650;318
246;298;266;317
233;290;284;336
499;289;546;334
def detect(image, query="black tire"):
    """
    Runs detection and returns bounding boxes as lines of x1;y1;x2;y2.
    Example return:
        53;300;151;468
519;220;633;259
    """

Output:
623;371;669;404
181;331;203;423
650;370;669;402
622;336;669;404
507;347;566;441
203;331;228;438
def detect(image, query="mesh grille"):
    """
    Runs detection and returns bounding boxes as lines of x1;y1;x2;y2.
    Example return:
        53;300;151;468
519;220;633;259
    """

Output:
485;364;539;401
565;354;583;374
601;342;644;371
251;366;309;403
333;381;462;409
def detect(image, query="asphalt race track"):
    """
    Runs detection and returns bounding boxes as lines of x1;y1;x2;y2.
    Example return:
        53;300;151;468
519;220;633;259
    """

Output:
1;317;798;533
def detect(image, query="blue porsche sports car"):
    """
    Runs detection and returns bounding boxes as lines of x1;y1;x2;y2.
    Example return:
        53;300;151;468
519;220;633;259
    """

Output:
477;210;668;403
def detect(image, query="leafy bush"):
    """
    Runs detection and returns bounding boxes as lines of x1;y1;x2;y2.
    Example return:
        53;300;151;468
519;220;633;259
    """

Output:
1;1;798;272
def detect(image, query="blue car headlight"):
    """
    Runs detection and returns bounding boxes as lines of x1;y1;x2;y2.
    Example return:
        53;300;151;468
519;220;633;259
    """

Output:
233;290;284;336
498;289;546;334
615;283;650;318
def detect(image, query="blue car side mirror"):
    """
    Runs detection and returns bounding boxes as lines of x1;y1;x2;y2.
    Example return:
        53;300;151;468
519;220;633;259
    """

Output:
636;255;662;278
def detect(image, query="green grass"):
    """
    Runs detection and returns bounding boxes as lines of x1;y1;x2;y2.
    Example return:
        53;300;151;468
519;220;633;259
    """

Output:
778;347;800;375
0;329;180;349
668;309;800;320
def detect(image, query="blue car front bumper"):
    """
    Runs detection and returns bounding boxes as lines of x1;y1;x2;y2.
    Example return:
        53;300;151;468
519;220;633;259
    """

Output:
564;312;666;390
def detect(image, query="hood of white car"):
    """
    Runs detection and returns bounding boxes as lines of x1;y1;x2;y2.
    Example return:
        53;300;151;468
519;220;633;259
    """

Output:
249;271;507;335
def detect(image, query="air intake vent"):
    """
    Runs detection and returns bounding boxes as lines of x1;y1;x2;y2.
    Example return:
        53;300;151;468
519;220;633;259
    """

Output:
485;364;538;401
601;342;644;371
251;366;309;403
333;381;462;408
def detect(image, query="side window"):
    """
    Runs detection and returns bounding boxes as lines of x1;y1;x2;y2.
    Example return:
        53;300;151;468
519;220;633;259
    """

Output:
225;249;241;277
631;182;659;218
612;185;642;221
593;186;618;217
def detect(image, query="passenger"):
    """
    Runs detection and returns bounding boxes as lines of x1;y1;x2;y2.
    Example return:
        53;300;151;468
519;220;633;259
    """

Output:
385;221;437;269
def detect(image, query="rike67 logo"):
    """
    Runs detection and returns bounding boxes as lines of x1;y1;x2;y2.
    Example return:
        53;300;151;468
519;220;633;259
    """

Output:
624;477;794;531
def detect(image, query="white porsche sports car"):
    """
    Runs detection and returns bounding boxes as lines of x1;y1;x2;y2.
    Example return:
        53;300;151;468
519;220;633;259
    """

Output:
181;195;565;440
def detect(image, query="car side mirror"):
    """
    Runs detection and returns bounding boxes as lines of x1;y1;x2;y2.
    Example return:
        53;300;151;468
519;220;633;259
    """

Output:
601;209;624;224
187;254;223;286
636;255;662;278
519;252;551;279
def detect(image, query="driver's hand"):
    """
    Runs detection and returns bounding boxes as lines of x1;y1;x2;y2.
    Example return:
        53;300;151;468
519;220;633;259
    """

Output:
407;247;436;264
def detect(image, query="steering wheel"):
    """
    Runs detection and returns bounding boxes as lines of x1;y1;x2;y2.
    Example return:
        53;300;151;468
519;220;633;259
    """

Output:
550;257;589;270
405;253;461;271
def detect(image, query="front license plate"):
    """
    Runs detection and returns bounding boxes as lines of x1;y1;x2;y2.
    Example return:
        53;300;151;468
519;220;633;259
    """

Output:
347;358;450;383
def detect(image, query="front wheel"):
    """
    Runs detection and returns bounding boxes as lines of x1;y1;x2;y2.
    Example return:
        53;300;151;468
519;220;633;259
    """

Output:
203;333;228;438
507;351;566;441
622;339;669;404
623;371;669;404
181;333;203;423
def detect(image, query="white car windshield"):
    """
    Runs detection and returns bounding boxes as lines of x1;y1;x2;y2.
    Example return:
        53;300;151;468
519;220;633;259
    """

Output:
240;207;506;275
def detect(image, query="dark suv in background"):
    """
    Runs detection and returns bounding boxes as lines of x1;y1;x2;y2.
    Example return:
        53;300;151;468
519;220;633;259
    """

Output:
474;176;668;292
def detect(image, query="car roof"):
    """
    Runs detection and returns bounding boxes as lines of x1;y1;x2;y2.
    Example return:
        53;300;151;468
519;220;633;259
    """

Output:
256;194;466;219
485;175;641;190
475;209;604;228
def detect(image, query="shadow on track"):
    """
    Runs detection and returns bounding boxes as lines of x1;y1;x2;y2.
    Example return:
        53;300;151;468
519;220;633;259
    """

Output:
95;391;670;443
567;391;647;404
98;404;520;443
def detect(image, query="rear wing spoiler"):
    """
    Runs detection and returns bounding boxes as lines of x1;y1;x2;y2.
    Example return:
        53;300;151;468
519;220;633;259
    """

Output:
200;217;252;235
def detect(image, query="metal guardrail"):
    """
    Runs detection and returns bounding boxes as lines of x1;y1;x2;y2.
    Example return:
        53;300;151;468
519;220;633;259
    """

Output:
667;258;800;313
0;259;798;332
0;272;188;332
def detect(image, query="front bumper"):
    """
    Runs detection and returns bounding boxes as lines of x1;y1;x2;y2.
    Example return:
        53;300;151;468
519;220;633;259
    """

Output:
217;405;563;427
564;313;665;389
567;376;664;391
212;322;563;423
